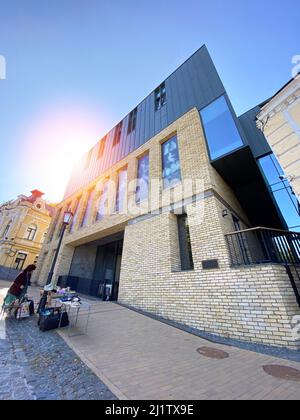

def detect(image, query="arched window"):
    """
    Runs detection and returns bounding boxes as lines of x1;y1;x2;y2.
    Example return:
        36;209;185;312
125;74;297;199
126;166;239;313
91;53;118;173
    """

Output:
26;224;37;241
2;221;12;239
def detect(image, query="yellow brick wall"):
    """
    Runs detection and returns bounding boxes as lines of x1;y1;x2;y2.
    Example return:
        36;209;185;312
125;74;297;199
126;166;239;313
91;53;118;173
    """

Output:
34;107;300;349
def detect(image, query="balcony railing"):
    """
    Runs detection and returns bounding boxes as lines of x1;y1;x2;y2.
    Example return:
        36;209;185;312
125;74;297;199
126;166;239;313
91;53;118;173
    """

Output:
225;227;300;267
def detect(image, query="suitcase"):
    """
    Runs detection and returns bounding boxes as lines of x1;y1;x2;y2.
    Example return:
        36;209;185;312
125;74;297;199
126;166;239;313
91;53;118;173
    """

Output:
38;308;69;332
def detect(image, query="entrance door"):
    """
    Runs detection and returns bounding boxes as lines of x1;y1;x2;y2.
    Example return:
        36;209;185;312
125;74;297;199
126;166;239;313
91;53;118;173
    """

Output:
92;240;123;300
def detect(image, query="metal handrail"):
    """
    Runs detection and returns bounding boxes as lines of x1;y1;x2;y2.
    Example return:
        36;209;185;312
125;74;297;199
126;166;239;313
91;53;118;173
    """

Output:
225;226;300;237
225;227;300;267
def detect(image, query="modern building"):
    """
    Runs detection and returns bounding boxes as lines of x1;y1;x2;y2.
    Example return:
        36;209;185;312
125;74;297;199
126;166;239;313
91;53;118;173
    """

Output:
257;75;300;204
35;46;300;349
0;190;54;279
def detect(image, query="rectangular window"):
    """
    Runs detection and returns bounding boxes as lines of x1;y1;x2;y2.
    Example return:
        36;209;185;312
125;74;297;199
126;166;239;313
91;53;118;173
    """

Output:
57;204;71;237
177;214;194;271
259;154;300;231
70;198;81;233
155;82;166;111
85;148;93;169
48;209;61;242
14;253;27;270
162;135;181;189
96;181;109;221
26;226;37;241
81;189;95;227
97;136;107;160
127;108;138;135
116;168;128;213
136;154;149;203
200;95;244;160
113;121;123;147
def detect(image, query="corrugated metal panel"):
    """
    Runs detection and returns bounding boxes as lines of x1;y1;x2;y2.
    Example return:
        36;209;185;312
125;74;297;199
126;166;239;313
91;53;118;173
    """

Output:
63;45;230;199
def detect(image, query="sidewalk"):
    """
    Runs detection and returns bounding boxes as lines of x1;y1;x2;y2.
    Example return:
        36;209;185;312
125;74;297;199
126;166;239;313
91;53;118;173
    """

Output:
1;280;300;400
58;300;300;400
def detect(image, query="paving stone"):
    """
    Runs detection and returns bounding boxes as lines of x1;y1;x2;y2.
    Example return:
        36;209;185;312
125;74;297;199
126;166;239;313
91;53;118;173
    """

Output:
0;316;117;400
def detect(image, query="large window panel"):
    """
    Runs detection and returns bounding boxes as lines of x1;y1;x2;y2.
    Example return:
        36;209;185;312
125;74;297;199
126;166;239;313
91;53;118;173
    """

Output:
136;154;149;203
81;190;95;227
162;136;181;189
200;96;244;160
96;181;109;221
116;169;128;213
259;154;300;231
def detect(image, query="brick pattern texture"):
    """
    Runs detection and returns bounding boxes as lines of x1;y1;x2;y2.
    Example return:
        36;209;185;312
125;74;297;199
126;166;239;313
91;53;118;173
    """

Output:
34;108;300;349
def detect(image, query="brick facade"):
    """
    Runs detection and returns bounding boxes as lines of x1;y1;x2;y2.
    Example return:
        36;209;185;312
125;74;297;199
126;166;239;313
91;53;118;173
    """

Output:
34;108;300;349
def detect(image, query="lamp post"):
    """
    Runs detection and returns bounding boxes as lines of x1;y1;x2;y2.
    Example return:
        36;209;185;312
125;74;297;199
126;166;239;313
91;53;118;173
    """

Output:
38;210;73;313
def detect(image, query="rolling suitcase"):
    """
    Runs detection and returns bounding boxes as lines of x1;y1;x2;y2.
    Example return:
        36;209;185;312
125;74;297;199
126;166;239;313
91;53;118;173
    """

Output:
38;307;69;332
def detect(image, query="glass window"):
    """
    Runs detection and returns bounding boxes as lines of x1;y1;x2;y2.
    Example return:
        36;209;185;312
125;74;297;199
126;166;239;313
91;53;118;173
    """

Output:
259;154;300;231
48;209;61;242
15;253;27;270
96;181;109;221
26;225;37;241
116;169;128;213
97;136;107;160
155;83;166;111
200;96;244;160
113;122;123;147
162;136;181;189
2;221;11;238
70;198;81;233
127;108;138;135
81;190;95;227
177;214;194;271
136;154;149;204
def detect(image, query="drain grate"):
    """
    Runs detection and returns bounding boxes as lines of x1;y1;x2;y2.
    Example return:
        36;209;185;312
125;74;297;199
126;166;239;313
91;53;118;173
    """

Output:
197;346;229;360
263;365;300;382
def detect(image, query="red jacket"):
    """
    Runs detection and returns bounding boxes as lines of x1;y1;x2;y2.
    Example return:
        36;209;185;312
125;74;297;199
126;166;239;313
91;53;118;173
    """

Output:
9;272;30;297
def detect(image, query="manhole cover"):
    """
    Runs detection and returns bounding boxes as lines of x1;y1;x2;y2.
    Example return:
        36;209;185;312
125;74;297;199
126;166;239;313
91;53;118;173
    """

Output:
263;365;300;382
197;347;229;360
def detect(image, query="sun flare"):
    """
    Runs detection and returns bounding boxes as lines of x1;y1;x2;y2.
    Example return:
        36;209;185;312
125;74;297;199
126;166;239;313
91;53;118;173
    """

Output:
21;104;106;203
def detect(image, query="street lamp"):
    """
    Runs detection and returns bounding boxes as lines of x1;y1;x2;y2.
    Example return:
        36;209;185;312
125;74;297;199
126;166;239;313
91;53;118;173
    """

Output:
38;210;73;313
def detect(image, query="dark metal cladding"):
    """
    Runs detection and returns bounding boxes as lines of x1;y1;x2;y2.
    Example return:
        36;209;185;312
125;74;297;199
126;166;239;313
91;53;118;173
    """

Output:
63;45;228;199
63;45;271;200
238;106;272;158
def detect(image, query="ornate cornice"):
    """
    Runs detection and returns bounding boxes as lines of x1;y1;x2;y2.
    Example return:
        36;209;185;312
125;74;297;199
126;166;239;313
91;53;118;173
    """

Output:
257;76;300;129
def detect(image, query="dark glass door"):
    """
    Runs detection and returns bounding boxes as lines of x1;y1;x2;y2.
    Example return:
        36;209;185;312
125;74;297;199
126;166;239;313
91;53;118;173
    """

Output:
92;240;123;300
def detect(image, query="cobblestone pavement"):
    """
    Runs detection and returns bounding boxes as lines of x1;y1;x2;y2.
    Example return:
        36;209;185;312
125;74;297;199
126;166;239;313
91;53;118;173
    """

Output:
0;316;117;400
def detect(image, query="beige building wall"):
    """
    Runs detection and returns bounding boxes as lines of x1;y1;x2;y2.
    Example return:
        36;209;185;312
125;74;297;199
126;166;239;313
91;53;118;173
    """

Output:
35;108;300;349
0;191;53;271
258;75;300;200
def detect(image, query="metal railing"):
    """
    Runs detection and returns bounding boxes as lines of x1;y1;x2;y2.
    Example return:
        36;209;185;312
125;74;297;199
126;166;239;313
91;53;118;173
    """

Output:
225;227;300;307
225;227;300;267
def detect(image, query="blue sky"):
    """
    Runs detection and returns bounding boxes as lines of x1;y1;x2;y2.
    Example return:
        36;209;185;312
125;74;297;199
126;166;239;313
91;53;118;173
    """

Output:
0;0;299;203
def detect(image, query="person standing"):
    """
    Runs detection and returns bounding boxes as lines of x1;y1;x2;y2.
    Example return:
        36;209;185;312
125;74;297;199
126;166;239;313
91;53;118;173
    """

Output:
3;264;36;308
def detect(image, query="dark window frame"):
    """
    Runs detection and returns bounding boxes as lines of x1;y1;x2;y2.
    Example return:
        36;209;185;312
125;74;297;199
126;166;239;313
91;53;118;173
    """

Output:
15;253;27;270
113;121;123;147
127;108;138;135
115;167;128;214
177;213;194;271
97;136;107;160
136;153;150;204
161;135;182;189
26;226;37;241
155;82;166;111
